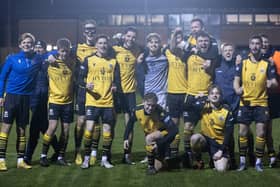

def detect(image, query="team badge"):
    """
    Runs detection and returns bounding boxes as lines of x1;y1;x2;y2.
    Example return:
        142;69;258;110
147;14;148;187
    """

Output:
86;109;92;116
250;73;256;81
100;67;105;75
237;110;242;117
210;118;215;125
219;116;225;121
125;55;130;62
49;109;54;116
3;111;8;118
63;69;68;75
109;64;113;70
260;68;265;74
183;111;189;117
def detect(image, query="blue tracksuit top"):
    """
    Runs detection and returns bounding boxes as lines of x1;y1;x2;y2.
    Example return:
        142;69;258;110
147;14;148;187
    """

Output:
214;57;240;112
0;51;42;97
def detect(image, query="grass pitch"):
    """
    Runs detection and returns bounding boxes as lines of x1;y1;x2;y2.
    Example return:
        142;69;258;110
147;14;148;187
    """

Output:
1;112;280;187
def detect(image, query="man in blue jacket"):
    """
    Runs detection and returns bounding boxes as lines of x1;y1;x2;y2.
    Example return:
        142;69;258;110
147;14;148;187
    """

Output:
0;33;42;171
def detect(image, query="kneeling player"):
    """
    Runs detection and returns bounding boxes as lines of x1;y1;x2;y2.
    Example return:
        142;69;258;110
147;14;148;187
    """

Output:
190;85;234;172
123;93;178;175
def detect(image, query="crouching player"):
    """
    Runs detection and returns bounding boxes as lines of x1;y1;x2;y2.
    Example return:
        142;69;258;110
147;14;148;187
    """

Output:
123;93;178;175
190;85;234;172
40;38;74;167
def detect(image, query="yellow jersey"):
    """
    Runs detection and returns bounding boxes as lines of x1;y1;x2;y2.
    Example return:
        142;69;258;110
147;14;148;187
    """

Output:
186;54;212;96
85;54;117;107
236;57;275;107
113;46;136;93
48;59;74;104
165;49;188;93
75;43;97;63
200;103;232;145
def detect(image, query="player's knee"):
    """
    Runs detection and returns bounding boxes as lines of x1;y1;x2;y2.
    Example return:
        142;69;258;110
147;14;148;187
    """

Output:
145;134;155;145
190;134;204;153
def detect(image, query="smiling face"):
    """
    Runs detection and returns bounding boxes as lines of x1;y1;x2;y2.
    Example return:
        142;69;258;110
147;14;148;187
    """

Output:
147;37;161;55
19;37;34;53
95;37;109;57
222;45;234;61
261;36;270;54
83;23;96;45
34;45;46;55
58;48;70;61
208;87;222;105
123;30;136;49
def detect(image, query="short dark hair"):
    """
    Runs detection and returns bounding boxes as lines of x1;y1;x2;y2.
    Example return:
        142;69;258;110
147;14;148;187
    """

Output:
191;18;204;28
56;38;71;50
249;35;263;44
143;93;158;103
195;31;210;40
124;26;137;35
259;33;269;39
208;84;223;96
95;34;109;43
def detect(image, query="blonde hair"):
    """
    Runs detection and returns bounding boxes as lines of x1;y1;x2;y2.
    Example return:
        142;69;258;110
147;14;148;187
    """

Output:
146;33;161;43
18;33;35;44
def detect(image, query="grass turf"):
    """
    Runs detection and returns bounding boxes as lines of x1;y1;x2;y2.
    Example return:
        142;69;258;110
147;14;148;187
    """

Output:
1;113;280;187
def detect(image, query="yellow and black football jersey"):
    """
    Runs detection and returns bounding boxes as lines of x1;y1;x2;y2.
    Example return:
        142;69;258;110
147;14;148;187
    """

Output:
165;49;188;93
186;54;212;96
75;43;97;63
200;103;232;145
113;46;136;93
84;54;118;107
48;59;74;104
236;56;275;107
186;35;197;47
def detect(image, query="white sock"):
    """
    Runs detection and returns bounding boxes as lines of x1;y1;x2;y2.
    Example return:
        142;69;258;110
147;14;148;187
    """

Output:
41;154;47;158
84;156;90;162
91;150;97;157
0;158;5;161
102;156;108;162
17;158;23;164
256;158;262;165
240;156;246;164
270;157;276;163
57;156;63;160
125;154;129;159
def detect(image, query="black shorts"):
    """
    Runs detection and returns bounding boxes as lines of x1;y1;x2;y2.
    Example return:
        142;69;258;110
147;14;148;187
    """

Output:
48;103;74;123
86;106;114;124
204;136;228;158
75;87;86;116
114;92;136;114
236;106;270;125
3;93;30;127
183;94;207;124
167;93;185;118
268;93;280;119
